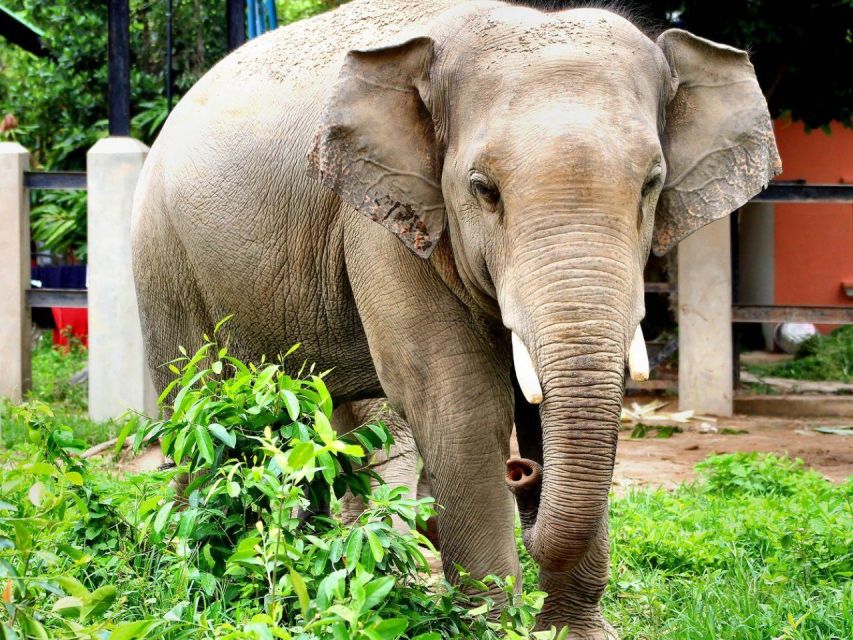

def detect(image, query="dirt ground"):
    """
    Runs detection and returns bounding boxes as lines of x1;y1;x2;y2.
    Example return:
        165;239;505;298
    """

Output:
118;408;853;491
612;414;853;493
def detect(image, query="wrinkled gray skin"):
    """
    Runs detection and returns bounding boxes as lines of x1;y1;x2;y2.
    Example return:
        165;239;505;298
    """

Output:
131;1;780;635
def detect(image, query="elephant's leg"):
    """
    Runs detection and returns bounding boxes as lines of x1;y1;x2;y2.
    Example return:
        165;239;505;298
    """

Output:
132;215;213;398
514;386;615;639
347;236;518;597
333;399;420;529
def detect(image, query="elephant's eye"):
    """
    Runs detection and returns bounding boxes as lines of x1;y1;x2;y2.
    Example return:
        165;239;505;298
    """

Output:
638;165;662;230
469;171;500;210
642;165;663;198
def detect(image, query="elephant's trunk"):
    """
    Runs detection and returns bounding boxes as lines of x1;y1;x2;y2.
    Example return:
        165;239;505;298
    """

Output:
501;207;634;573
505;457;542;529
508;364;622;572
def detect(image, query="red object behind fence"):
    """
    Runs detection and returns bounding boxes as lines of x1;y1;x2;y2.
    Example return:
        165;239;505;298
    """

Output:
51;307;88;348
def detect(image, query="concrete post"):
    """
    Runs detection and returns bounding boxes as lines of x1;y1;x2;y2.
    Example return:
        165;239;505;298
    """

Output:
738;202;776;350
87;137;156;420
678;218;734;416
0;143;31;402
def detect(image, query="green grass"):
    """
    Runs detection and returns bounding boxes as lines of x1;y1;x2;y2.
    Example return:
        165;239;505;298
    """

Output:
3;335;851;638
1;333;114;448
561;453;850;639
747;325;853;384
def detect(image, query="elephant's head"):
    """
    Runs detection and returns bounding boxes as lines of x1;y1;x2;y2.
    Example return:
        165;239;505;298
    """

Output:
308;2;780;572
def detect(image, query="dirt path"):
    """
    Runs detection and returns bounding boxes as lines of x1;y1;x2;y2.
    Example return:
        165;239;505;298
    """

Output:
613;415;853;493
119;412;853;491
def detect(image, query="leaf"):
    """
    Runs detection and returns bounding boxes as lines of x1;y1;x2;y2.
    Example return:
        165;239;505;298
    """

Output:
52;595;83;618
312;375;334;417
55;575;89;598
368;617;408;640
630;423;650;439
64;471;84;486
227;481;241;498
814;426;853;436
80;584;116;621
315;409;336;445
153;500;174;535
281;389;300;421
367;421;390;444
365;528;385;563
196;423;215;464
28;481;45;507
208;423;236;448
290;568;310;620
16;612;48;640
214;314;234;333
362;576;395;612
288;441;315;470
344;529;363;570
113;416;137;457
171;369;208;419
110;620;159;640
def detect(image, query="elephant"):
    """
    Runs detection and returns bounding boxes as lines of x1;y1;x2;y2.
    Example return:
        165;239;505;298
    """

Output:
130;0;781;636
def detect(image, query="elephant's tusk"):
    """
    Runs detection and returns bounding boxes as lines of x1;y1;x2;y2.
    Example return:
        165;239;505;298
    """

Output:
512;332;543;404
628;325;649;381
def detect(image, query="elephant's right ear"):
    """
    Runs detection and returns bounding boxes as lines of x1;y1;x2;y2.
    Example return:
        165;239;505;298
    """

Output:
308;37;445;258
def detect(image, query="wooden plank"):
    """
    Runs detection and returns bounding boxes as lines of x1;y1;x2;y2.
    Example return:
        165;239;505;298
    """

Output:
644;282;675;293
27;288;88;309
733;305;853;324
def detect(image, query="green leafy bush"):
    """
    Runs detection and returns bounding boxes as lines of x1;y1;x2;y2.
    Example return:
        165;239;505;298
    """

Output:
604;452;853;639
0;329;554;639
747;326;853;384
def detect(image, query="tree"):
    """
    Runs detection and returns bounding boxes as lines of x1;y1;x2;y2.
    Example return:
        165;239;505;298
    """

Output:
676;0;852;131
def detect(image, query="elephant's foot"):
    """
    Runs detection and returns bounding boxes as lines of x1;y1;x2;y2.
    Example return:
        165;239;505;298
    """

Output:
566;616;619;640
536;592;618;640
538;611;619;640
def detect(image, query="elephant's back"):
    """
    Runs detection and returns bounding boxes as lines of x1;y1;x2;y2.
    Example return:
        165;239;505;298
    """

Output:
144;0;461;254
133;0;458;395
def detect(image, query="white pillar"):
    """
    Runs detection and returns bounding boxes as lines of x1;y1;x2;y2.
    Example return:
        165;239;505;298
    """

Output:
0;143;31;402
738;202;776;350
678;218;733;416
87;137;156;420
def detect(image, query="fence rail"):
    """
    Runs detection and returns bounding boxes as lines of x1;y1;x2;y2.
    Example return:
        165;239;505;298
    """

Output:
5;159;853;417
733;305;853;324
27;288;88;309
23;171;87;190
753;182;853;203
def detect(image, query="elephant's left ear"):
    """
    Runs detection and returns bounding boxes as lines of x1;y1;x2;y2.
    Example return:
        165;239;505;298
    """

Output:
307;36;445;258
652;29;782;256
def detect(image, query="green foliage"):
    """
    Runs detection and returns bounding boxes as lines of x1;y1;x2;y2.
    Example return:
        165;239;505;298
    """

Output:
0;331;553;639
275;0;340;23
30;191;89;261
29;332;87;411
675;0;853;131
0;333;113;450
601;452;852;639
747;325;853;384
0;0;333;260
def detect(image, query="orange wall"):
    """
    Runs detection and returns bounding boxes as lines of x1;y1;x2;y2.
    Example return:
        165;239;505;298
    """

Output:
773;119;853;313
